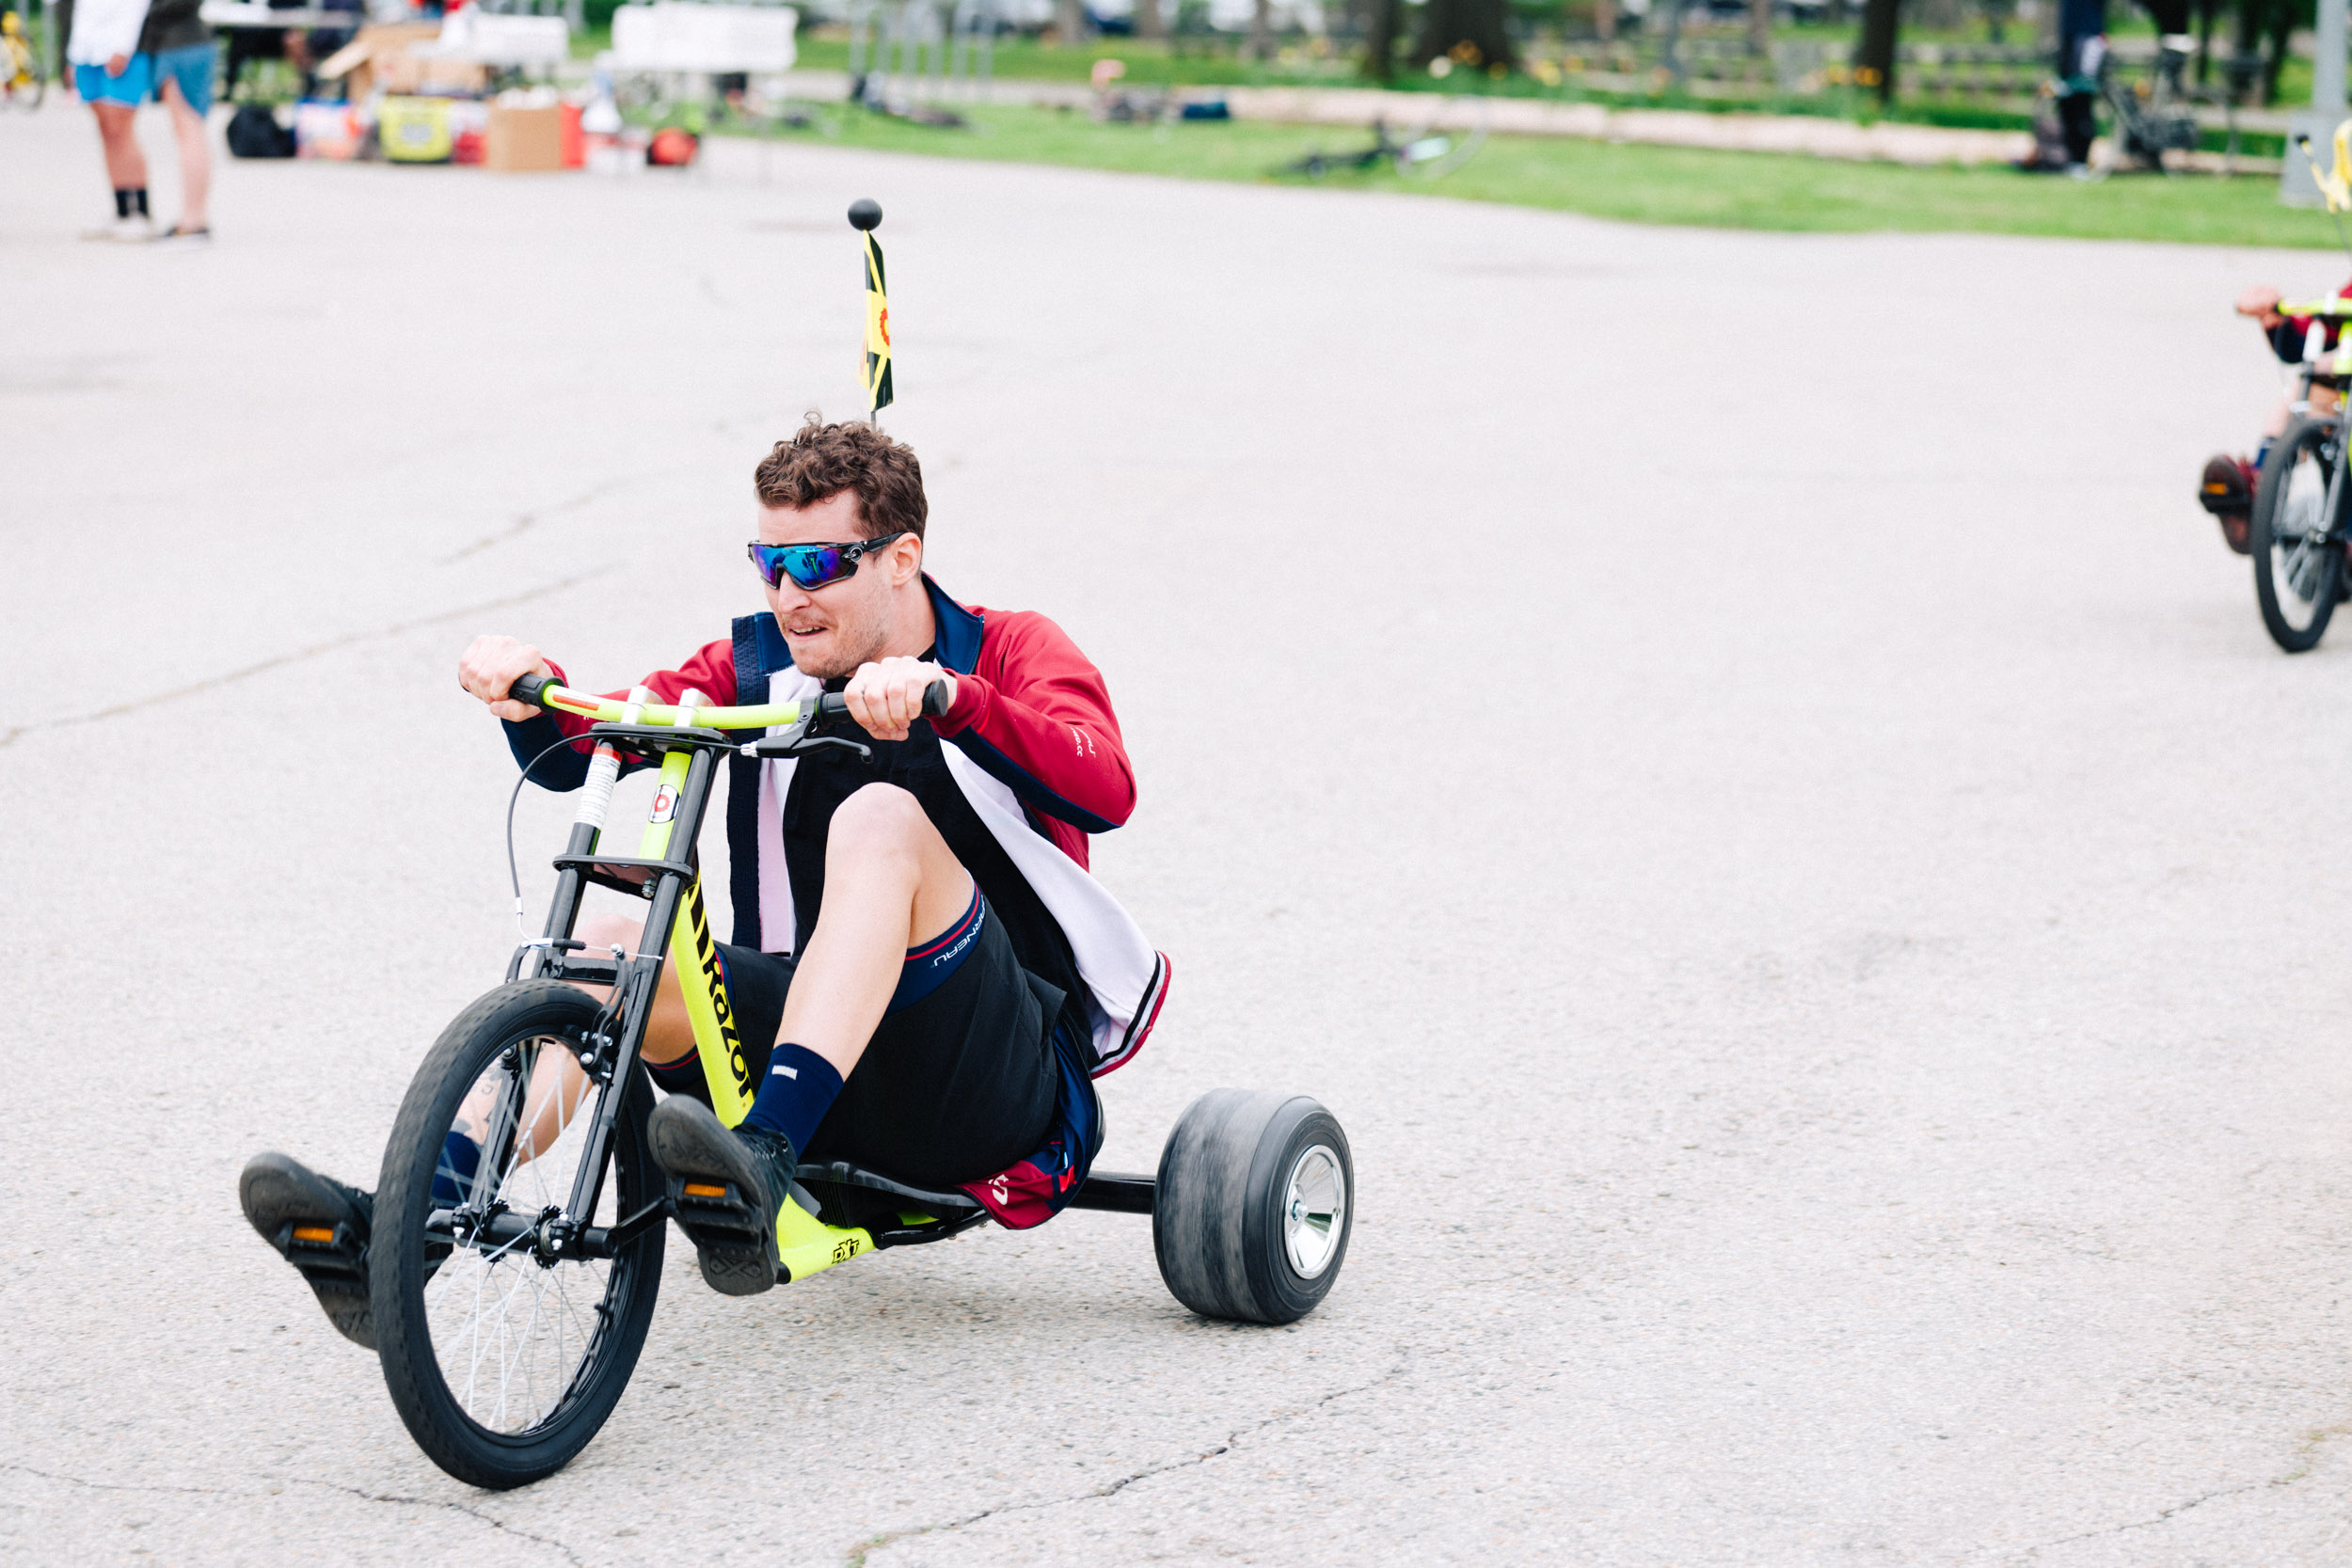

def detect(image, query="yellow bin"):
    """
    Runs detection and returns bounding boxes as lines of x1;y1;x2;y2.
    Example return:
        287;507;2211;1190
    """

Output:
379;96;453;164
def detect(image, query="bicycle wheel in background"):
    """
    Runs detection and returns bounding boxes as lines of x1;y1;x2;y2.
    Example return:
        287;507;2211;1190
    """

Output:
373;981;665;1489
2249;415;2346;654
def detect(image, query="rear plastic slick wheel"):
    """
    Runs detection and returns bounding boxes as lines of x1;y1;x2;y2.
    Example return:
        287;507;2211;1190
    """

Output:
2249;415;2345;654
1152;1090;1352;1325
373;981;664;1489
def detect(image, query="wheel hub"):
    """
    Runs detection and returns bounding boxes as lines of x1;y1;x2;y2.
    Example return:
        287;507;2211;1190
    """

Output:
1281;1144;1345;1280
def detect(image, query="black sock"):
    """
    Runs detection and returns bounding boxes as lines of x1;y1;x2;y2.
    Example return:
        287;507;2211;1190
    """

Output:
131;188;149;217
113;188;132;218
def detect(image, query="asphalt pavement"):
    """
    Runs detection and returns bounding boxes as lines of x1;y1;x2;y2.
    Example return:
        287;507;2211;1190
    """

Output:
8;100;2352;1567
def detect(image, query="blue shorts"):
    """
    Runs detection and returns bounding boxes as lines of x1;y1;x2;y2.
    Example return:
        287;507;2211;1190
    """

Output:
74;53;154;105
151;42;216;116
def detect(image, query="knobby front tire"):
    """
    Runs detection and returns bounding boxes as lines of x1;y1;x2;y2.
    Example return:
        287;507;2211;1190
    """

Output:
373;981;664;1489
2250;415;2346;654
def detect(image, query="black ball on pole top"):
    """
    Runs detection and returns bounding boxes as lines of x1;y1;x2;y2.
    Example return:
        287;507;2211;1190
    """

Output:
848;198;883;231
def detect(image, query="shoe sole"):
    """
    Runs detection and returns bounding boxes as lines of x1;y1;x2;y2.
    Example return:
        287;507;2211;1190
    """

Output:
646;1101;780;1296
239;1152;375;1351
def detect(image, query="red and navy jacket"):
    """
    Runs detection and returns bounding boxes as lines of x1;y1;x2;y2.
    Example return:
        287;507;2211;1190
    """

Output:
505;575;1134;887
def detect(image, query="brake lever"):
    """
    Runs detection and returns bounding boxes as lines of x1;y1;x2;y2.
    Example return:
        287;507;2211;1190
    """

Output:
742;734;874;764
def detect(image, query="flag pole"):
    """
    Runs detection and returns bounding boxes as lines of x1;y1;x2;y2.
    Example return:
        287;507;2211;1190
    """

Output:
850;198;893;429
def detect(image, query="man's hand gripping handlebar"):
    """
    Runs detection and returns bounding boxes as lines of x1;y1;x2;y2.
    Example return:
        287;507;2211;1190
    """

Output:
502;671;953;746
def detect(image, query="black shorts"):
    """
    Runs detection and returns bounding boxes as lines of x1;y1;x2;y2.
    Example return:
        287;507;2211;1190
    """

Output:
699;898;1059;1188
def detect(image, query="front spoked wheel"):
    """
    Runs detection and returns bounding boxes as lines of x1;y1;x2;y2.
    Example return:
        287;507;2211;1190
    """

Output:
373;981;664;1488
2250;415;2346;653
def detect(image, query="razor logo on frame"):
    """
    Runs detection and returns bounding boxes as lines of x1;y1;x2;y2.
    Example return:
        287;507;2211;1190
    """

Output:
686;882;755;1099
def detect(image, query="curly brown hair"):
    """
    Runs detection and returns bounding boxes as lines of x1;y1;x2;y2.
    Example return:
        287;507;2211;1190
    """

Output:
752;417;928;543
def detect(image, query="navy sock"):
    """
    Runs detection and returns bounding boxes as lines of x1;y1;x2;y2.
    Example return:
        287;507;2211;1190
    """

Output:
113;187;132;218
739;1042;842;1150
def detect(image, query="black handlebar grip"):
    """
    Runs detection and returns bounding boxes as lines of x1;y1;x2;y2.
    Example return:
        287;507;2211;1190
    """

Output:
508;672;552;709
810;680;954;722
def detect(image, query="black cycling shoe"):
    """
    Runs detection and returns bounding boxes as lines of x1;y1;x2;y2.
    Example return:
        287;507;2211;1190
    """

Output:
239;1151;377;1351
646;1099;795;1296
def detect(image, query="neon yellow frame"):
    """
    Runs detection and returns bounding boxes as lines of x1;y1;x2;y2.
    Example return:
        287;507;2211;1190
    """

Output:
550;680;881;1281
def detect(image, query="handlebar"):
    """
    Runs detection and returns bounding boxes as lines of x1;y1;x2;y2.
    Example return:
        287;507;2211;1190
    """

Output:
504;672;952;730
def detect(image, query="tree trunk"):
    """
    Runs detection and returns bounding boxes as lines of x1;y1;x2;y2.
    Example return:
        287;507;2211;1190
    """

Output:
1747;0;1771;56
1414;0;1515;68
1853;0;1899;104
1136;0;1167;39
1364;0;1399;76
2194;0;2214;82
1248;0;1272;58
1595;0;1616;40
2263;0;2291;104
1055;0;1088;43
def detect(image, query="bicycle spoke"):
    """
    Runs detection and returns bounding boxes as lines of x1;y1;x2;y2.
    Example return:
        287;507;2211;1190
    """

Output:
421;1032;628;1436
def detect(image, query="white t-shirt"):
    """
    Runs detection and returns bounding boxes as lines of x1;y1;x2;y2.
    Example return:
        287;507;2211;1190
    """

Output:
68;0;151;66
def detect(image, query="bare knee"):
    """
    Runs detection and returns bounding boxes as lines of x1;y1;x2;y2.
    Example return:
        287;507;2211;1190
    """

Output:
824;783;930;858
575;911;641;955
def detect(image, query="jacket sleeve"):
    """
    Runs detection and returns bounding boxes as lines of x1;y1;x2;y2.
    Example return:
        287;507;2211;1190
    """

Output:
934;611;1136;834
499;639;739;791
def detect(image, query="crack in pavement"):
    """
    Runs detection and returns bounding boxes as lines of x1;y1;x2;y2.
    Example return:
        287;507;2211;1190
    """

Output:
0;566;614;752
1991;1478;2288;1560
1992;1423;2352;1560
439;472;674;564
0;1461;583;1565
842;1350;1412;1568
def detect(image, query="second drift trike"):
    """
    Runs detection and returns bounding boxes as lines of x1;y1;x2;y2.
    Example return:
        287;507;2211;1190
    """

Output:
255;673;1354;1489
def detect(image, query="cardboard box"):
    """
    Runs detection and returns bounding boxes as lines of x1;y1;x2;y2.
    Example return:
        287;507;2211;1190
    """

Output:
485;103;566;172
317;24;486;102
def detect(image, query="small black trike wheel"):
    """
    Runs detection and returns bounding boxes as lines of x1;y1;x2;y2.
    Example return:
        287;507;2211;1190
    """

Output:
373;981;664;1489
2250;414;2345;654
1152;1090;1352;1325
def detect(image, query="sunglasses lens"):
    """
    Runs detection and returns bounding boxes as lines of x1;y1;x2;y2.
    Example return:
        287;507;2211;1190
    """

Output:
752;544;850;590
784;545;848;589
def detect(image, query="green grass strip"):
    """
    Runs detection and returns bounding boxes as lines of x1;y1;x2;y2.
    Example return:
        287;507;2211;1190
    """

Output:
736;102;2342;246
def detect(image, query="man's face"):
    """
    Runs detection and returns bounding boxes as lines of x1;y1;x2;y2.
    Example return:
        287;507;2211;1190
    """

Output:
755;491;905;678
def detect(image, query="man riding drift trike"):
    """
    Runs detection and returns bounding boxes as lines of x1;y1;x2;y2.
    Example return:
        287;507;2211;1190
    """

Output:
237;420;1354;1487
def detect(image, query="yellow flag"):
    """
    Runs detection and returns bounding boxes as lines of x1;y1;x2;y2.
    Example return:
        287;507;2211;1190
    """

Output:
2307;119;2352;214
861;230;894;416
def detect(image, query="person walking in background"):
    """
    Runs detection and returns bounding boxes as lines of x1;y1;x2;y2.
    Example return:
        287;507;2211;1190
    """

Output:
66;0;157;240
140;0;214;245
2053;0;2106;176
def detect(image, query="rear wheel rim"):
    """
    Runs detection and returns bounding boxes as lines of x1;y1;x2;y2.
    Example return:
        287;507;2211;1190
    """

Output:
423;1034;620;1438
1281;1144;1346;1280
